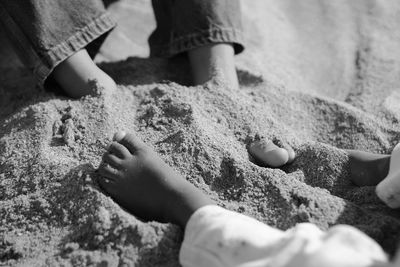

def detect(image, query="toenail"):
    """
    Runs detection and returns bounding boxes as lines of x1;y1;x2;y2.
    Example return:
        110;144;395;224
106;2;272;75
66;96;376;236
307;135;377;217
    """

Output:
113;131;126;142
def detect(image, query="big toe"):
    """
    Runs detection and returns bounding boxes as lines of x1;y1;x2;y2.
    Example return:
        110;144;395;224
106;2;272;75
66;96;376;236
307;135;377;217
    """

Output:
115;131;147;154
249;140;292;168
113;131;126;142
281;142;296;163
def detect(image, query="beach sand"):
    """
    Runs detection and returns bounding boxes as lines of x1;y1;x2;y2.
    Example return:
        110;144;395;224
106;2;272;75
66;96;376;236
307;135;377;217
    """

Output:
1;0;400;266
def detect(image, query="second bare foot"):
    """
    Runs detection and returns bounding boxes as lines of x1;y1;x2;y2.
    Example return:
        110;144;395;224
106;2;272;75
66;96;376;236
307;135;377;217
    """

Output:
97;131;213;228
249;139;295;168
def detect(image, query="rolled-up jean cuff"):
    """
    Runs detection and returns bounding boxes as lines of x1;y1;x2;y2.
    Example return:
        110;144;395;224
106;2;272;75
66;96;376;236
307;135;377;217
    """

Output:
37;13;116;85
150;27;245;58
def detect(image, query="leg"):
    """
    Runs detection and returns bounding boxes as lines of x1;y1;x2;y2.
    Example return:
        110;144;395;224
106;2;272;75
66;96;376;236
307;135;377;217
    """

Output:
347;150;390;186
51;49;116;98
149;0;295;167
97;131;213;228
0;0;116;98
347;144;400;208
97;134;390;266
149;0;244;88
375;144;400;208
188;43;239;89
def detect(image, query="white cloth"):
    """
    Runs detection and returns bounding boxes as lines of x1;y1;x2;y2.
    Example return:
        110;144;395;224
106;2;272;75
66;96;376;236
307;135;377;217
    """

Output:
179;205;395;267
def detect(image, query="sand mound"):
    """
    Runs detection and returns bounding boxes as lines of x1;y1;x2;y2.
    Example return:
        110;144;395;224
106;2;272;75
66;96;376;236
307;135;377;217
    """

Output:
1;0;400;266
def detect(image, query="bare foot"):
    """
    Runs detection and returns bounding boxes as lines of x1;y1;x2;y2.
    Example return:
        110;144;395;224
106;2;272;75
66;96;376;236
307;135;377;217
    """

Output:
248;139;295;168
97;131;213;228
347;150;390;186
52;49;116;98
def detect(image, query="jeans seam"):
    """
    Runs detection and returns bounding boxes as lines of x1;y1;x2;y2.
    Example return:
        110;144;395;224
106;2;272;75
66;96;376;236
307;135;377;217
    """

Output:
170;27;242;42
150;27;245;58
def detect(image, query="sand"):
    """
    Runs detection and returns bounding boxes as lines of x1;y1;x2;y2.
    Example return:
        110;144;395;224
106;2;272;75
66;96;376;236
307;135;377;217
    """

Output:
1;0;400;266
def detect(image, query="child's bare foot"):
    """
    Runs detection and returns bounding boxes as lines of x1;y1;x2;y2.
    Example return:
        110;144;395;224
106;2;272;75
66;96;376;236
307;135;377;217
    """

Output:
375;144;400;208
52;49;116;98
97;131;213;228
347;150;390;186
248;139;295;168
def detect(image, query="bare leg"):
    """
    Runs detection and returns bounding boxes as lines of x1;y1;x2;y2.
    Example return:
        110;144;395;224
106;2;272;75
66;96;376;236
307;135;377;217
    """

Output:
375;144;400;208
188;43;239;89
97;131;213;228
347;150;390;186
52;49;116;98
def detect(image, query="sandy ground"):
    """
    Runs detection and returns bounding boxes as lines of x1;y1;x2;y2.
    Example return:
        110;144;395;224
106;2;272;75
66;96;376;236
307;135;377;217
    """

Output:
1;0;400;266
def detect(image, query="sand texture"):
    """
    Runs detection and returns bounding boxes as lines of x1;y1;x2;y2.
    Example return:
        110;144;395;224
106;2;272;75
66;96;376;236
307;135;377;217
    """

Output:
1;0;400;266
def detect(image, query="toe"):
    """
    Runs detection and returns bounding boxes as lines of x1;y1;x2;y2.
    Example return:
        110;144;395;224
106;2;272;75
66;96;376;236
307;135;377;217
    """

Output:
97;175;116;193
98;162;120;180
113;131;126;142
249;140;289;167
118;132;147;154
102;153;122;169
108;142;131;158
287;148;296;163
281;143;296;163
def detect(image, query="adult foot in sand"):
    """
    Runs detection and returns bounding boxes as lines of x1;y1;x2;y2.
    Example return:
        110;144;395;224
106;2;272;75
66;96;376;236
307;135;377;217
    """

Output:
97;131;213;228
52;49;116;98
188;44;296;167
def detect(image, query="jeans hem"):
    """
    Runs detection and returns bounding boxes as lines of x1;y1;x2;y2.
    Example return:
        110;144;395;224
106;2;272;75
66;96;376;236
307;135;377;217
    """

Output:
37;12;116;84
150;27;245;58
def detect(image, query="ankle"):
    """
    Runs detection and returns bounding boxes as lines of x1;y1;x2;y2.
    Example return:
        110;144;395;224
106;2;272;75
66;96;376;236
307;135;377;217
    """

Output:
52;49;116;98
188;43;239;89
164;179;214;228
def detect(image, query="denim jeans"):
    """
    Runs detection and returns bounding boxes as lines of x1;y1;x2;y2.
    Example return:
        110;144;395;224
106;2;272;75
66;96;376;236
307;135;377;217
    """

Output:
0;0;116;85
149;0;244;58
0;0;244;85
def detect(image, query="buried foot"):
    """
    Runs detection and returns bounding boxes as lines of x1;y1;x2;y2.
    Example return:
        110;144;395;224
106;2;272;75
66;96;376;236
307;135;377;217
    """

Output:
248;139;295;168
97;131;213;228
